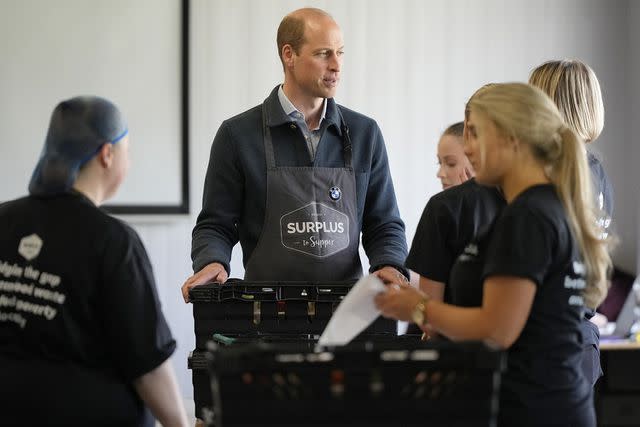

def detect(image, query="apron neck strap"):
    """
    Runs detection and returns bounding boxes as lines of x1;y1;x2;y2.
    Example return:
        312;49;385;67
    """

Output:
335;106;353;168
262;103;353;169
262;104;277;169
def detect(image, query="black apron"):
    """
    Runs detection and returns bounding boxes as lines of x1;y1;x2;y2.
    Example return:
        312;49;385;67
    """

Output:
244;104;363;281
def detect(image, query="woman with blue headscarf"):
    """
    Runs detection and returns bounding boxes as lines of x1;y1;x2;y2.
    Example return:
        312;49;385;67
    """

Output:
0;96;188;427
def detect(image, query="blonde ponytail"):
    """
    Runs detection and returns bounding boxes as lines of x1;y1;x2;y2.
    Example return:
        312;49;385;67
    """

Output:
551;126;611;308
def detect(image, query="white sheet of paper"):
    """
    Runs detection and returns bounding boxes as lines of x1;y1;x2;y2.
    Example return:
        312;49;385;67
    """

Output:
318;274;386;346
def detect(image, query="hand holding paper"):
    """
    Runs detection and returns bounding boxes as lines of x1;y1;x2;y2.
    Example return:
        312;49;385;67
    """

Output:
318;274;386;346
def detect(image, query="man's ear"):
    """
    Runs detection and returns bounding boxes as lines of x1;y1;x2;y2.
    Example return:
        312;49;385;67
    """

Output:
282;44;295;68
96;143;114;168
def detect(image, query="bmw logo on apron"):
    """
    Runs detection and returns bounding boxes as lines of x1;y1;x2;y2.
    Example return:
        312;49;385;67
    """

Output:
329;186;341;201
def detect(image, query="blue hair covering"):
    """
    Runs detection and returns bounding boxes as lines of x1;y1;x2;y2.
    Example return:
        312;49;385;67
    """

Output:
28;96;128;196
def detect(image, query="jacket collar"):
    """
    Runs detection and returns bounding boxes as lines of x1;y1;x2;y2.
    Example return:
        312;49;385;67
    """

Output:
263;85;343;136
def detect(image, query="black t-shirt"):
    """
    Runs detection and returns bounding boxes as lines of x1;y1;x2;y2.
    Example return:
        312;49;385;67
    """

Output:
450;185;593;426
407;154;611;291
582;151;614;384
587;150;614;221
0;192;175;426
405;179;505;302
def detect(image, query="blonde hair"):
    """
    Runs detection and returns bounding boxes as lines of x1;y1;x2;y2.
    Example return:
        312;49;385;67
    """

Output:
464;83;496;123
463;84;496;169
468;83;611;308
529;60;604;143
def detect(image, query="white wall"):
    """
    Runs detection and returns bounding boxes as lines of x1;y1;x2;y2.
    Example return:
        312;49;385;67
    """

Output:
2;0;637;403
190;0;636;272
179;0;635;398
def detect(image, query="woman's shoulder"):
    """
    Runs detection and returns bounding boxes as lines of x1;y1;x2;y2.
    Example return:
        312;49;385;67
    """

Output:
429;179;504;213
501;185;565;233
61;197;143;251
509;184;559;210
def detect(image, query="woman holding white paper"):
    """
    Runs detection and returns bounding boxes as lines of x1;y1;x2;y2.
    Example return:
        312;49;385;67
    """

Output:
375;83;611;427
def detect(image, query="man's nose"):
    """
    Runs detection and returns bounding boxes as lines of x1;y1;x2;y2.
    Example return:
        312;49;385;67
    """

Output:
329;53;341;71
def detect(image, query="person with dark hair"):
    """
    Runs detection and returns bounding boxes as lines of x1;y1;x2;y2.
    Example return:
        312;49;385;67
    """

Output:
406;88;505;308
0;96;188;427
182;8;408;298
436;121;474;190
376;83;611;426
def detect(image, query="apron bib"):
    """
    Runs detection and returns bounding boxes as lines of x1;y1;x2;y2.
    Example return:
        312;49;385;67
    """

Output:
244;104;362;281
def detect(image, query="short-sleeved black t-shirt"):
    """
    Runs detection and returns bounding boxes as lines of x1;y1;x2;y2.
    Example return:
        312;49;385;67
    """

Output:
587;150;614;221
449;185;594;426
0;192;175;426
407;154;611;292
583;151;614;383
405;179;505;302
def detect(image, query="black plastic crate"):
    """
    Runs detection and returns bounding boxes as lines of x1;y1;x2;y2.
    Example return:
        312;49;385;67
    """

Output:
189;279;397;349
198;339;505;426
189;333;325;421
189;333;415;422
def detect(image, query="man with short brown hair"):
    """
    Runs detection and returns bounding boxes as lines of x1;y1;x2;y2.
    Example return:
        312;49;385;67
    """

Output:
183;7;407;304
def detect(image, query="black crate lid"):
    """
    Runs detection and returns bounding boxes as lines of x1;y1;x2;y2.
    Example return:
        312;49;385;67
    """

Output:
189;278;358;303
207;339;506;373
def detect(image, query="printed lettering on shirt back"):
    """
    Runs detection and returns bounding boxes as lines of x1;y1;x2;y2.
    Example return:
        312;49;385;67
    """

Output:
564;261;586;307
0;234;67;329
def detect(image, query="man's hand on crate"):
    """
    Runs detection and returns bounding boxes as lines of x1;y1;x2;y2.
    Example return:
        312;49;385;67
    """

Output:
181;262;229;303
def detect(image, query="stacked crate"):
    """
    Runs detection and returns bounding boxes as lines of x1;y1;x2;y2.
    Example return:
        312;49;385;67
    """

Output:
188;279;398;421
206;339;506;426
